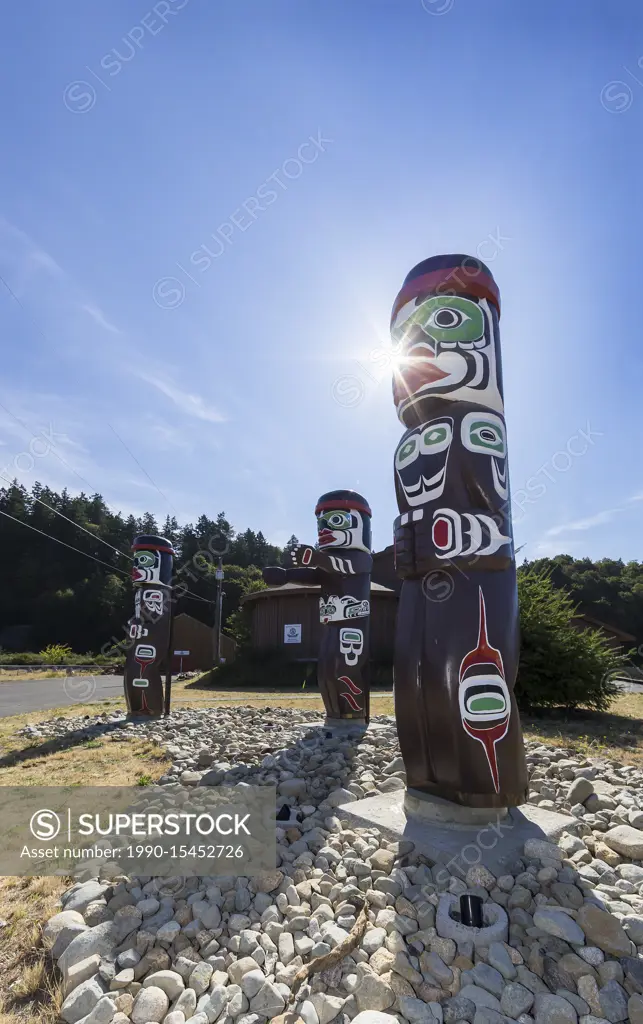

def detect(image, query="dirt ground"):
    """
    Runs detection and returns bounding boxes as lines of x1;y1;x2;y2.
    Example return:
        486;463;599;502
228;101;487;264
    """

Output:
0;734;169;1022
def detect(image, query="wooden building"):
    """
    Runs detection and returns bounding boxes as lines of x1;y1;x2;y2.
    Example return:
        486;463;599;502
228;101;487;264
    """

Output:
241;546;637;664
241;581;396;661
371;545;400;594
570;613;636;651
170;613;236;672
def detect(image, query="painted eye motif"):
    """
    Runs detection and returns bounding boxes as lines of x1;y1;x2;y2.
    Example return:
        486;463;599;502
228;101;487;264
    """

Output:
419;420;453;454
464;681;508;717
323;511;351;530
427;306;471;330
461;412;506;456
410;296;484;343
395;435;419;470
136;552;156;567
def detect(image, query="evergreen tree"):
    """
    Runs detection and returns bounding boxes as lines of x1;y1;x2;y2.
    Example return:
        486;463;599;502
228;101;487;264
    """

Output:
516;566;625;711
162;515;180;545
282;534;299;566
1;478;642;682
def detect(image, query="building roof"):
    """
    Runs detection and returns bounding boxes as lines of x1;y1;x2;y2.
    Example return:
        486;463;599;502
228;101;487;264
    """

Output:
572;613;636;643
242;581;395;604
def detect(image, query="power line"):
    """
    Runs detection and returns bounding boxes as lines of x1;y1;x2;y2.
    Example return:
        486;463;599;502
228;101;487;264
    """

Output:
0;398;179;557
0;472;131;562
0;399;178;555
108;423;179;517
0;508;131;578
0;398;217;601
179;589;215;604
0;505;214;602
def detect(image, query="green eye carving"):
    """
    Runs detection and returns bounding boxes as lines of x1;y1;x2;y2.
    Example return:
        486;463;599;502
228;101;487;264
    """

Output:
424;427;446;445
395;435;419;470
392;295;484;344
462;412;506;457
318;511;351;530
136;552;155;567
420;420;452;454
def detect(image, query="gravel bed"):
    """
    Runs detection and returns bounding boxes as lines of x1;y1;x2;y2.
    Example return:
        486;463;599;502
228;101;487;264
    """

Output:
22;707;643;1024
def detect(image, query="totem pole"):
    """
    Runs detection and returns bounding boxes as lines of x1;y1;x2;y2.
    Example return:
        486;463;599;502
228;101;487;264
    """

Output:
123;534;174;717
391;254;528;808
263;490;372;724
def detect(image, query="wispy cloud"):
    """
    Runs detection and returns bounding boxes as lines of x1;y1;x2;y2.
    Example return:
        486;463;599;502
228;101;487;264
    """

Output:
534;538;583;557
138;374;226;424
0;218;123;355
545;507;624;538
145;421;193;452
0;219;65;281
81;302;121;334
0;388;181;520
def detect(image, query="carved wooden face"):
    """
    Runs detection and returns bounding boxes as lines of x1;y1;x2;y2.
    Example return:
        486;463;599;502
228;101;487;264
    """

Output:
132;549;162;584
394;417;454;508
316;507;371;553
392;294;503;422
461;411;507;500
134;588;165;619
131;538;174;587
394;405;513;563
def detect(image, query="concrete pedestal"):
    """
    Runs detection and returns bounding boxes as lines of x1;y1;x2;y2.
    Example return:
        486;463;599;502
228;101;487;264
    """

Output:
336;790;579;876
404;789;510;825
324;717;367;731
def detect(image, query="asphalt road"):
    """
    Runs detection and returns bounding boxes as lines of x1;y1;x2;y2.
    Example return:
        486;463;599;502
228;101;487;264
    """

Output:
617;680;643;694
0;674;123;718
1;673;639;721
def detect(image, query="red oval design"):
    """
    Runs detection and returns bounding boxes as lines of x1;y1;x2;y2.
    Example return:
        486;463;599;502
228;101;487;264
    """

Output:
433;516;450;549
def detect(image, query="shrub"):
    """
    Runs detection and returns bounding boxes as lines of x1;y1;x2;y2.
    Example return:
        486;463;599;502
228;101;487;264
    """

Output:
0;651;44;665
38;643;74;664
0;648;123;669
516;567;625;712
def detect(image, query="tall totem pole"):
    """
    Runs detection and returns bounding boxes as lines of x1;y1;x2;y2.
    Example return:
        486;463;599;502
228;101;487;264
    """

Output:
391;254;528;808
263;490;372;724
123;534;174;717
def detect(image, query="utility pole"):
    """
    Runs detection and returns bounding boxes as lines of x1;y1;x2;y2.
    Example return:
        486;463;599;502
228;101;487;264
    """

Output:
164;600;174;717
213;558;224;668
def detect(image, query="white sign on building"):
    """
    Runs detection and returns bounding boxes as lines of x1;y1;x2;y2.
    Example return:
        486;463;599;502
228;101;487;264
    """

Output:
284;624;302;644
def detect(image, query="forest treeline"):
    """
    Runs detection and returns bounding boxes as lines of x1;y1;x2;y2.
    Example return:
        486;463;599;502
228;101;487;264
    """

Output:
0;481;296;653
1;481;642;656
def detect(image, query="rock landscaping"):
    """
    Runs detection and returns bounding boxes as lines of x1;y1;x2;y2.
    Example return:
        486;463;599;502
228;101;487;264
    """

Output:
23;706;643;1024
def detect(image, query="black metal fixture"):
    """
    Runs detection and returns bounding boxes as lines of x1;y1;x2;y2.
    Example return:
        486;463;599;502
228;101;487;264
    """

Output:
460;893;483;928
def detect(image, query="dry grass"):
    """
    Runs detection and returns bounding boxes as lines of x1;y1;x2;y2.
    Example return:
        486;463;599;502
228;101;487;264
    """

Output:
0;702;129;760
0;736;170;786
0;874;67;1024
522;691;643;765
0;671;67;685
0;670;122;685
0;731;169;1022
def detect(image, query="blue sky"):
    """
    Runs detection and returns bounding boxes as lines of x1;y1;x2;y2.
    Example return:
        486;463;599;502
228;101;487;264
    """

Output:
0;0;641;560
